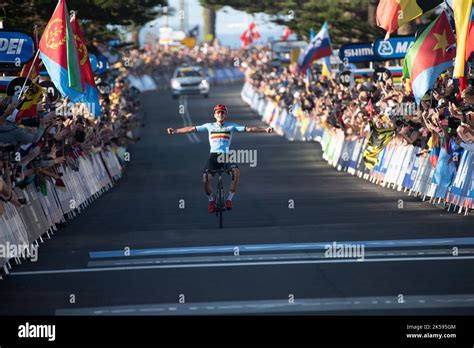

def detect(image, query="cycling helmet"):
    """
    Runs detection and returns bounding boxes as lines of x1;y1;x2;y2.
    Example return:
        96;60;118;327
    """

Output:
213;104;228;113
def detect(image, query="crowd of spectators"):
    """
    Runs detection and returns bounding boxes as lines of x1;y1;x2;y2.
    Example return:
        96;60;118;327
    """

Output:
243;48;474;155
0;61;142;217
120;44;243;83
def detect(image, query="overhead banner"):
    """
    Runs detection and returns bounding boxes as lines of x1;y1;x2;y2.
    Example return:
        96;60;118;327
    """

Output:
0;30;35;67
373;36;415;60
339;43;379;63
95;55;109;75
89;53;98;73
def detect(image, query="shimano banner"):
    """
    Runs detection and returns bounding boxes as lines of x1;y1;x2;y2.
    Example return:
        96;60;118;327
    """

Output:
338;43;379;63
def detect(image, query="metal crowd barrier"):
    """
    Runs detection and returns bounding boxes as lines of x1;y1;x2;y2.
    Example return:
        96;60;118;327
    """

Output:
206;67;245;85
127;74;158;92
0;147;124;272
241;82;474;216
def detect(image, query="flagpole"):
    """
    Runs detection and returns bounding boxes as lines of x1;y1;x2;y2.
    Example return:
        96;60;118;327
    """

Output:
34;24;39;47
18;49;40;100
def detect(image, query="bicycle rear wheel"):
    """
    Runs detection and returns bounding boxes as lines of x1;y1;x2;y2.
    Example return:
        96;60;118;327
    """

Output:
218;177;224;229
219;205;223;228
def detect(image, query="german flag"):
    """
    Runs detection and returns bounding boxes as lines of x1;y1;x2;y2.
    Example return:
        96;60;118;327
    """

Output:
210;131;231;140
377;0;443;39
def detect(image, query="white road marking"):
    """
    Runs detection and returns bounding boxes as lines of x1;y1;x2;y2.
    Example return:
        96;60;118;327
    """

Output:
11;255;474;276
55;294;474;315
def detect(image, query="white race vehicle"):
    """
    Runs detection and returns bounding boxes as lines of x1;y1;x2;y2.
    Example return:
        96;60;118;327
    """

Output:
170;66;209;99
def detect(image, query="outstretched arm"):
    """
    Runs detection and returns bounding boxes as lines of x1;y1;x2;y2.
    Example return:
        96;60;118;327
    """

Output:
167;126;196;135
245;126;273;133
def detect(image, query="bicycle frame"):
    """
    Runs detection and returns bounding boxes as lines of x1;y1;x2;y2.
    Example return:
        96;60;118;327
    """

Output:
208;169;233;229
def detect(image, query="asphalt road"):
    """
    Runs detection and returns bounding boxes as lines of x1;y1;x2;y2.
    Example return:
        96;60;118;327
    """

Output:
1;83;474;315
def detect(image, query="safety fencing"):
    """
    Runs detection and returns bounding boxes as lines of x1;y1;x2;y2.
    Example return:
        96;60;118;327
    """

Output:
241;82;474;215
127;74;158;92
0;147;125;272
205;67;245;85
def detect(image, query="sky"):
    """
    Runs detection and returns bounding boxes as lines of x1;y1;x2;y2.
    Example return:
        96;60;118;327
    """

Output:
139;0;293;48
137;0;455;48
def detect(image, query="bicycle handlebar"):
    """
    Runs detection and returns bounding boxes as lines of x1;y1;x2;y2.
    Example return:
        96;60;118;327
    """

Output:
208;169;234;174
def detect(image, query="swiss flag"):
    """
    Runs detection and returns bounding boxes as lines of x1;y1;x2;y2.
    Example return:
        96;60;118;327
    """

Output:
281;27;292;41
240;22;260;48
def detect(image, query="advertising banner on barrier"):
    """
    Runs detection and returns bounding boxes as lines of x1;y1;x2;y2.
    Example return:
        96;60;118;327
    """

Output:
241;84;474;212
0;147;125;268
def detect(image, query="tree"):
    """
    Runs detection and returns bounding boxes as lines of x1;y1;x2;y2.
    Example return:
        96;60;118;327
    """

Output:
368;0;378;27
203;6;216;42
0;0;167;42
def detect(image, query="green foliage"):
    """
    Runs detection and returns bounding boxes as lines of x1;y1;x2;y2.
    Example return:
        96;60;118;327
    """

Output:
0;0;166;40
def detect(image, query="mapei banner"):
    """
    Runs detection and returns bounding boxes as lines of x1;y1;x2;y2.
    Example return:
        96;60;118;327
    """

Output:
373;36;415;60
0;30;35;67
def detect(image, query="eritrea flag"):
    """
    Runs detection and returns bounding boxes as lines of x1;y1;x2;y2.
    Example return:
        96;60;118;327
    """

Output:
39;0;84;100
70;13;101;117
377;0;443;39
402;11;456;103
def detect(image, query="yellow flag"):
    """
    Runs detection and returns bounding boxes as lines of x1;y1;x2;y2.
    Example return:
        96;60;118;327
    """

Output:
290;49;300;64
321;62;330;78
452;0;473;78
18;82;43;111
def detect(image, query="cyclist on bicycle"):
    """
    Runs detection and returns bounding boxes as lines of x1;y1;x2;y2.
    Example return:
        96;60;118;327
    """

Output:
167;104;273;213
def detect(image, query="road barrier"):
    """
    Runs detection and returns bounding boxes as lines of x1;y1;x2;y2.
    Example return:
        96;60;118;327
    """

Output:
242;82;474;215
127;74;158;92
0;146;125;272
206;67;245;85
